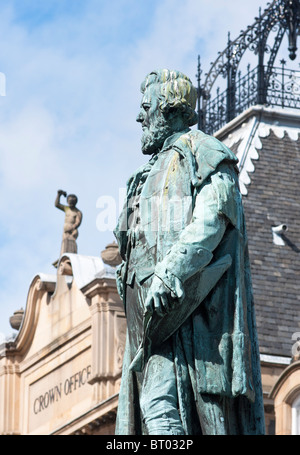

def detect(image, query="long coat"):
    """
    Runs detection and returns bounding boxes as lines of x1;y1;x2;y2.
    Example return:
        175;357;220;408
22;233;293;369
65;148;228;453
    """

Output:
114;128;265;435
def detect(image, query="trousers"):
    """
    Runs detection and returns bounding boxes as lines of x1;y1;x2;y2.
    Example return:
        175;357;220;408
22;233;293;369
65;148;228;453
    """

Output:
138;338;253;435
139;341;185;435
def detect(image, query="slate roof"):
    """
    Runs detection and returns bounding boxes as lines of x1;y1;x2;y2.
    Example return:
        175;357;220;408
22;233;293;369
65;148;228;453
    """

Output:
241;130;300;358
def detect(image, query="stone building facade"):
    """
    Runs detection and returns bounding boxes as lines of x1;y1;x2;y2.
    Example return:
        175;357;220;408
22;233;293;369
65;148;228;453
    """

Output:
0;253;126;435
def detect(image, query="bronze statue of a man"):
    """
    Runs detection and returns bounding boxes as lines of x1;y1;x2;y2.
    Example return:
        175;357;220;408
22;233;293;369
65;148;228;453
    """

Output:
55;190;82;256
114;69;265;435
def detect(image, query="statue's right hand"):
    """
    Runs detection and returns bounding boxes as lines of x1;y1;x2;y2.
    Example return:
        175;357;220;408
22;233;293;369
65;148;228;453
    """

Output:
145;276;173;317
58;189;67;196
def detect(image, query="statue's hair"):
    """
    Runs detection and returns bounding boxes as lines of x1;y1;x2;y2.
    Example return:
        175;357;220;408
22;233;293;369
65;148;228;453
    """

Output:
141;69;198;127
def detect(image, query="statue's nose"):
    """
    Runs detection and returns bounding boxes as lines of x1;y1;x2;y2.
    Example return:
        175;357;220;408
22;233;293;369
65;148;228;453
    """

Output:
136;111;144;123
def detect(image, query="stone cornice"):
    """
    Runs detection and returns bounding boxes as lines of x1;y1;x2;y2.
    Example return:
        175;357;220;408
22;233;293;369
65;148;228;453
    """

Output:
50;393;118;435
215;105;300;141
81;277;118;300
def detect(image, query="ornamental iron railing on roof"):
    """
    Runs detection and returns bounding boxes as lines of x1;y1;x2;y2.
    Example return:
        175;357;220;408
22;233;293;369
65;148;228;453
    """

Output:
204;61;300;135
196;0;300;135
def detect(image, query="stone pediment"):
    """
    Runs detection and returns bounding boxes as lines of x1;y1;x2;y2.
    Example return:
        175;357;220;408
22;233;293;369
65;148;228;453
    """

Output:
11;254;113;360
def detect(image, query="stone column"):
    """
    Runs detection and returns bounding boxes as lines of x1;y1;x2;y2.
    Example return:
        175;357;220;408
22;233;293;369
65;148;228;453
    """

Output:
82;277;126;404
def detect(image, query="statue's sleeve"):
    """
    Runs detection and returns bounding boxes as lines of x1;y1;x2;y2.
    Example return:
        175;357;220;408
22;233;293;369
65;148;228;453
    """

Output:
115;261;126;300
154;165;238;299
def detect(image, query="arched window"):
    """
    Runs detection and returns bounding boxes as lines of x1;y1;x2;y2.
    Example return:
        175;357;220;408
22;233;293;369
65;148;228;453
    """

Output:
292;395;300;435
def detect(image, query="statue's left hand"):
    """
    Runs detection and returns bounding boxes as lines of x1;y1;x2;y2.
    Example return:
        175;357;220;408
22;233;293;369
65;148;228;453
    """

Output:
145;276;173;317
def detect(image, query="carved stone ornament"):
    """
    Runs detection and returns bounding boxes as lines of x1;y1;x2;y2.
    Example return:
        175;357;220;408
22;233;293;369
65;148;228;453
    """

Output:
100;242;122;267
9;308;24;331
58;258;73;276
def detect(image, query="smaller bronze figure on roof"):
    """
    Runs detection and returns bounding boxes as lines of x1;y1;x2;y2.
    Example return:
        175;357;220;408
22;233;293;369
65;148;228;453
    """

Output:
55;190;82;256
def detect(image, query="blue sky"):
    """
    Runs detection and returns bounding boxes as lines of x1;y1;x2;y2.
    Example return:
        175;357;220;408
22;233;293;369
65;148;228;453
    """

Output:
0;0;270;340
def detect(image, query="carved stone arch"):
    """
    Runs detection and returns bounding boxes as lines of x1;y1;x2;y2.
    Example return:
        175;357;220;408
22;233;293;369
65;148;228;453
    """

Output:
270;360;300;434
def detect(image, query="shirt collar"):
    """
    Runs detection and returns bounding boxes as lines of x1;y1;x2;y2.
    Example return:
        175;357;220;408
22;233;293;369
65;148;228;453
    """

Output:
161;128;191;152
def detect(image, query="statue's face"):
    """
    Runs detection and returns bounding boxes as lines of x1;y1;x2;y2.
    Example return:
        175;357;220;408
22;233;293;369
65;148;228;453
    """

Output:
67;195;77;208
136;84;173;155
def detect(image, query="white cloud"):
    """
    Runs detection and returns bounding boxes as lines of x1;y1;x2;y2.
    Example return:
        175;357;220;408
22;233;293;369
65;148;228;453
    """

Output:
0;104;60;190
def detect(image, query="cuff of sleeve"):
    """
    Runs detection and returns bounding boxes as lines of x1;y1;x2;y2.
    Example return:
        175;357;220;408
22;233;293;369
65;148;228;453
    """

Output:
155;246;213;287
154;265;185;300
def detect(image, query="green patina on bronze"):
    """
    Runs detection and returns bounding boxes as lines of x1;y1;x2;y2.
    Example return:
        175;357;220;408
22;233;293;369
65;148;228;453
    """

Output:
114;69;265;435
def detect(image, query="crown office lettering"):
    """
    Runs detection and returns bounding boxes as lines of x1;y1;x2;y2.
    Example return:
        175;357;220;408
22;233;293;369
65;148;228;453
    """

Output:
33;365;91;414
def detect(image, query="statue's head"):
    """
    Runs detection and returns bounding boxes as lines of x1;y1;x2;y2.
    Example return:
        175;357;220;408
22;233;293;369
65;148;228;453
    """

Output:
67;194;78;208
137;69;197;155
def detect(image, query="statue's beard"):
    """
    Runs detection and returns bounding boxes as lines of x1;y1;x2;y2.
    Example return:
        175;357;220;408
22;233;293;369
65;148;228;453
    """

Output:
141;116;173;155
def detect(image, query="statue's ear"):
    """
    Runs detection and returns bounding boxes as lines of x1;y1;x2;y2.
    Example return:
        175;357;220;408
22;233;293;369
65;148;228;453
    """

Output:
164;106;191;129
163;106;181;121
